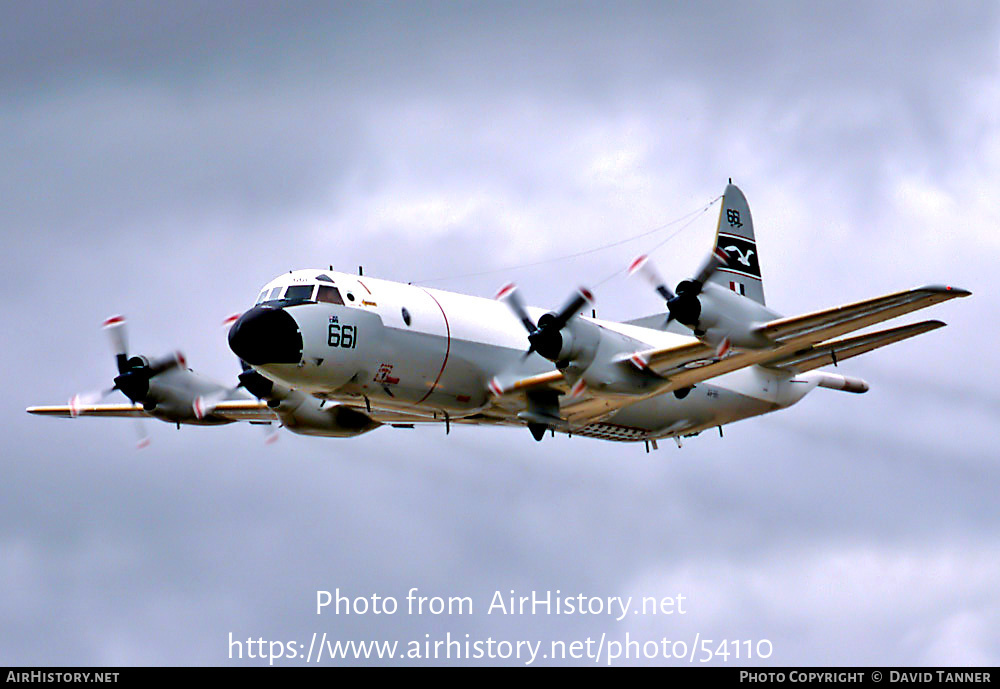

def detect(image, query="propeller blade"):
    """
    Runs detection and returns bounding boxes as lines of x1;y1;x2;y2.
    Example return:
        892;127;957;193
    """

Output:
193;395;214;420
134;419;150;450
714;336;732;359
68;388;115;417
264;424;280;445
103;315;128;372
193;388;235;420
495;283;537;334
628;255;674;302
693;248;729;286
550;287;594;330
499;284;592;362
146;351;186;376
223;313;241;328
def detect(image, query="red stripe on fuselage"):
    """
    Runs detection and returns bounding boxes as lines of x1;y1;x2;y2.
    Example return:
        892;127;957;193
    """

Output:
415;289;451;405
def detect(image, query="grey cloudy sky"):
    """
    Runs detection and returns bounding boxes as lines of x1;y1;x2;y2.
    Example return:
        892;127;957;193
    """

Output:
2;1;997;666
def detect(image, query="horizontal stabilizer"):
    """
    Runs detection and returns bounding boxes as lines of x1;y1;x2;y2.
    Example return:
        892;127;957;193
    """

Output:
763;320;946;373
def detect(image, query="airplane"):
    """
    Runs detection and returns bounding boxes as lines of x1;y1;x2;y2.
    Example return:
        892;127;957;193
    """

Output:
27;183;971;449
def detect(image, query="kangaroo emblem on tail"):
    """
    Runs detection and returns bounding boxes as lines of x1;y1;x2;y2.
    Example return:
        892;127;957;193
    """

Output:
724;245;755;267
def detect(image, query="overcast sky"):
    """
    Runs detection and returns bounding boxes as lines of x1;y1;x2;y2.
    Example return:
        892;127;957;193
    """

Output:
2;1;998;666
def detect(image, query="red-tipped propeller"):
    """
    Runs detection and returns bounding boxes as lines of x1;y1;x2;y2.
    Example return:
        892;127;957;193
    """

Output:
67;315;181;449
628;249;727;328
496;284;594;361
627;255;674;302
75;316;186;409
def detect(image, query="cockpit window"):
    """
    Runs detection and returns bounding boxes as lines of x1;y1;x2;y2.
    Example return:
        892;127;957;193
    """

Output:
316;274;335;283
316;285;345;305
267;286;282;301
256;290;268;304
284;285;314;302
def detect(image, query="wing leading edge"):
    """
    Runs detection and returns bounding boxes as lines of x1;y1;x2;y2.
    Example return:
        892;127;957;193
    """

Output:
26;400;278;422
754;284;968;346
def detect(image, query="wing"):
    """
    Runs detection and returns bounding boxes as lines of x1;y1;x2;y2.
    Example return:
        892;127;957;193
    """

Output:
754;284;969;346
461;285;970;430
623;339;716;375
488;340;749;427
205;400;277;422
26;403;149;419
26;399;278;422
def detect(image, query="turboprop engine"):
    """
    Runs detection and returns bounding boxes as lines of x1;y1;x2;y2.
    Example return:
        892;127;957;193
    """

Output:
628;253;780;352
495;284;669;398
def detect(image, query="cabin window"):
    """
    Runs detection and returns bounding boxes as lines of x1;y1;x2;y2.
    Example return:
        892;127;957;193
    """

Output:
284;285;314;302
316;285;345;305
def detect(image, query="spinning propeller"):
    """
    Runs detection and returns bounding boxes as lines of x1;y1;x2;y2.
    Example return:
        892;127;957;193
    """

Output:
495;283;594;362
103;316;185;407
68;316;184;448
627;249;728;329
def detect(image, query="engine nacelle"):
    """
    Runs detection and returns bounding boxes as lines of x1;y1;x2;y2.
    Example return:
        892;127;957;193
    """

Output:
562;321;669;396
240;366;379;437
278;400;381;438
685;283;778;349
552;317;601;364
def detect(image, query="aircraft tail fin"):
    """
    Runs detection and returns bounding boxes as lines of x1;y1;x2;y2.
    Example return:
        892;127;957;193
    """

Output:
707;182;765;306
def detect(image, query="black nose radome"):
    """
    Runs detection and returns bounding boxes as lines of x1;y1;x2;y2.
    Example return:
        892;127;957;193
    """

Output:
228;306;303;365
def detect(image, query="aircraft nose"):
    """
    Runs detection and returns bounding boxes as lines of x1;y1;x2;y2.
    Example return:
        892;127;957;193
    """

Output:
228;306;303;365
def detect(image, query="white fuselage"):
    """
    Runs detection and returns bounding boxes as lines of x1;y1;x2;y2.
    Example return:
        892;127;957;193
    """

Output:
241;269;816;441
